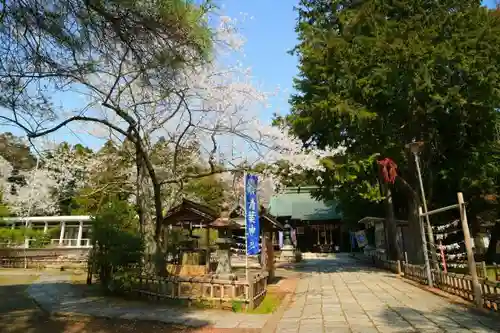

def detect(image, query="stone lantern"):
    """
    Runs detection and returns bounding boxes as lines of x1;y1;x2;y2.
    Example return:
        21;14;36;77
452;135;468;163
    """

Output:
209;208;240;279
280;222;296;262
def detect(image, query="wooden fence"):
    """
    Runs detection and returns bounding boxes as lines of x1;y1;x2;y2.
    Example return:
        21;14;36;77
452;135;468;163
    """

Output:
119;271;268;310
369;254;500;312
476;262;500;281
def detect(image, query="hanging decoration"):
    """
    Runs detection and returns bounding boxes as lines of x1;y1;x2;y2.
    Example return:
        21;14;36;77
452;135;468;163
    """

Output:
435;229;461;240
377;158;398;184
437;241;462;251
432;219;459;232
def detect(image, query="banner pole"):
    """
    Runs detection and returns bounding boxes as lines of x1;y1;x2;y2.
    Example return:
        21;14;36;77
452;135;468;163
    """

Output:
244;172;249;282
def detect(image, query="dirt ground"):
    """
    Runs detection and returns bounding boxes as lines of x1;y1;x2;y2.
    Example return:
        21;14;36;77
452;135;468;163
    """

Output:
0;273;259;333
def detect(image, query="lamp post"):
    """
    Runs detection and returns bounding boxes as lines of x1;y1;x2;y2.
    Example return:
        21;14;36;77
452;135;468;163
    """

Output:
406;141;440;271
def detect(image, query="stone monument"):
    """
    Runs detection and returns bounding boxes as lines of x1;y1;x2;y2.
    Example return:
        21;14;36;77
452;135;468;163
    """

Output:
210;206;239;280
280;222;296;262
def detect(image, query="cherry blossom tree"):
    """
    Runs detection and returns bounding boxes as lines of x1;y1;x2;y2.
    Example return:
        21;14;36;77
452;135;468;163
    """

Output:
0;2;344;267
0;143;95;216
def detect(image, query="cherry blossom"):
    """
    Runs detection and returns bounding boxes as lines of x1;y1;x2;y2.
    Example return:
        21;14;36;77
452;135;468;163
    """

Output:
0;9;346;217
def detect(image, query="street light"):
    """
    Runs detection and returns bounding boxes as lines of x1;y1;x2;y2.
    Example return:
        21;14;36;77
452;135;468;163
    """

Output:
406;141;440;271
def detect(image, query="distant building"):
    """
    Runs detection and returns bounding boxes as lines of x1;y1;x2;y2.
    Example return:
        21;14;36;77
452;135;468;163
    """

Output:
268;186;346;252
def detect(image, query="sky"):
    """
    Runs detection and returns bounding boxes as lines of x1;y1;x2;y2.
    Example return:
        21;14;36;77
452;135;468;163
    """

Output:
2;0;498;150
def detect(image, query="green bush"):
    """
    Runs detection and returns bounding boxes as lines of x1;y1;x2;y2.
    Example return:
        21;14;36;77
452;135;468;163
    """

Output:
90;199;143;292
0;227;57;248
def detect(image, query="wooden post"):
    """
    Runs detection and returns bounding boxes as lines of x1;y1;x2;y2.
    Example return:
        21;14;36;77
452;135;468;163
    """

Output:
397;260;402;276
457;192;482;308
248;277;255;310
205;226;211;273
480;261;487;280
418;207;433;288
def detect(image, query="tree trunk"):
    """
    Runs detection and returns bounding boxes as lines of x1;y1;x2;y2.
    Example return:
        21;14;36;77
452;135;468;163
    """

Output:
380;181;402;260
486;221;500;264
136;147;146;236
406;194;424;264
134;134;166;276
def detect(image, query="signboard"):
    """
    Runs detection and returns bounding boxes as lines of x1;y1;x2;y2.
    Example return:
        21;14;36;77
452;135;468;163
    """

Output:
245;174;260;255
355;230;368;248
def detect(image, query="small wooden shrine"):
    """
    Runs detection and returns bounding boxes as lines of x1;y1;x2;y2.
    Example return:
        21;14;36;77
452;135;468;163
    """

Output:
163;199;218;276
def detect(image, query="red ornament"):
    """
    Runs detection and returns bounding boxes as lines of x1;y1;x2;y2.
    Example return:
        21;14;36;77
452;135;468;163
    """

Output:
377;158;398;184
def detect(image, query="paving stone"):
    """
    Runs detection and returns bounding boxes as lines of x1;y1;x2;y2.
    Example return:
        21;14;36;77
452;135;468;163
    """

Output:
324;326;351;333
278;254;500;333
276;329;298;333
299;325;323;333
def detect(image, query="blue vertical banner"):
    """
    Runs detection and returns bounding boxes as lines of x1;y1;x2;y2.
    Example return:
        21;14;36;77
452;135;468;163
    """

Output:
245;174;260;255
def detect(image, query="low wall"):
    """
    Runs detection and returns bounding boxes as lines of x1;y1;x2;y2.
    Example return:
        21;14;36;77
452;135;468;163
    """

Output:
120;271;268;310
0;247;90;269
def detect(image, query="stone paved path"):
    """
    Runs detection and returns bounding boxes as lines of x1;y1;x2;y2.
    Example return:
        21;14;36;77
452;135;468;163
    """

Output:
276;254;500;333
27;273;270;330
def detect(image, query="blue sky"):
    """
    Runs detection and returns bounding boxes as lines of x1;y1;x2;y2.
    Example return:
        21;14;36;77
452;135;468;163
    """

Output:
2;0;498;150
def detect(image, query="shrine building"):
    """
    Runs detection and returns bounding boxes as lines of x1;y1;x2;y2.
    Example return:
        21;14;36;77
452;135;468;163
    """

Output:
268;186;347;253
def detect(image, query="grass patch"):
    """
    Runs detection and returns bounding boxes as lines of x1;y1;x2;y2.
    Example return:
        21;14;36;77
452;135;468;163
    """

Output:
0;275;38;286
248;292;283;314
232;289;285;314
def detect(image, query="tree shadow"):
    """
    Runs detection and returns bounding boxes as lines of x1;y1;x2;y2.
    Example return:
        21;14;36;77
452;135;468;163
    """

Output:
278;255;394;275
276;254;500;332
375;303;499;332
0;282;211;333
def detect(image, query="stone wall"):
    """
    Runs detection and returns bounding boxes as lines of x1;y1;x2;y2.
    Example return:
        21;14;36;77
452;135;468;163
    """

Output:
0;247;90;269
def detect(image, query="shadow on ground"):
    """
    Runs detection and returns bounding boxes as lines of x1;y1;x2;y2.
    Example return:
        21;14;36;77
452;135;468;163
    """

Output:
277;254;500;332
0;281;211;333
279;256;393;276
375;304;500;332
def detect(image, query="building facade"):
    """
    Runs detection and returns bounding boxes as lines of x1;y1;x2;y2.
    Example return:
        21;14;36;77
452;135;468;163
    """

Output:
2;215;92;248
268;186;346;252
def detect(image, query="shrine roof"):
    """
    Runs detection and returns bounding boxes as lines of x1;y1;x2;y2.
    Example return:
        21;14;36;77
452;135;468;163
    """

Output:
163;199;218;225
268;186;341;221
229;205;284;230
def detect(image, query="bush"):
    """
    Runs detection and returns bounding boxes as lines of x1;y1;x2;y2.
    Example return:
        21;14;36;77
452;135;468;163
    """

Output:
0;227;57;248
90;199;143;292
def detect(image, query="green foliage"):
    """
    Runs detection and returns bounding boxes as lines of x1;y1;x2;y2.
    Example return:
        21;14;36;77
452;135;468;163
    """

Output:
90;199;143;291
0;227;57;248
288;0;500;225
184;175;227;213
70;140;135;215
0;200;10;218
0;132;37;171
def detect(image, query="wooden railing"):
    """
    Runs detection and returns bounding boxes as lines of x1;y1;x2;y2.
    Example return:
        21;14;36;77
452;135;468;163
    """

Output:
119;271;268;310
476;262;500;281
368;254;499;312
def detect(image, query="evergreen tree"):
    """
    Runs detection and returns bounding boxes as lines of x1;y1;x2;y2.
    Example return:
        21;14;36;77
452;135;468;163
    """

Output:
288;0;500;262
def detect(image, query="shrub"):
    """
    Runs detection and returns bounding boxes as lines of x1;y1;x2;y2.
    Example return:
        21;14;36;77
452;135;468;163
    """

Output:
90;199;143;292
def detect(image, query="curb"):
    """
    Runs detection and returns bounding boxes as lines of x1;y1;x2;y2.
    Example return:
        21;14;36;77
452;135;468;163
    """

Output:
261;277;298;333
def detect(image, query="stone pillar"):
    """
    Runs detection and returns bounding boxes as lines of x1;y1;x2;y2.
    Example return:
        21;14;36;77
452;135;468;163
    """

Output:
44;222;48;233
76;221;83;247
59;221;66;246
77;221;83;247
215;228;235;279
